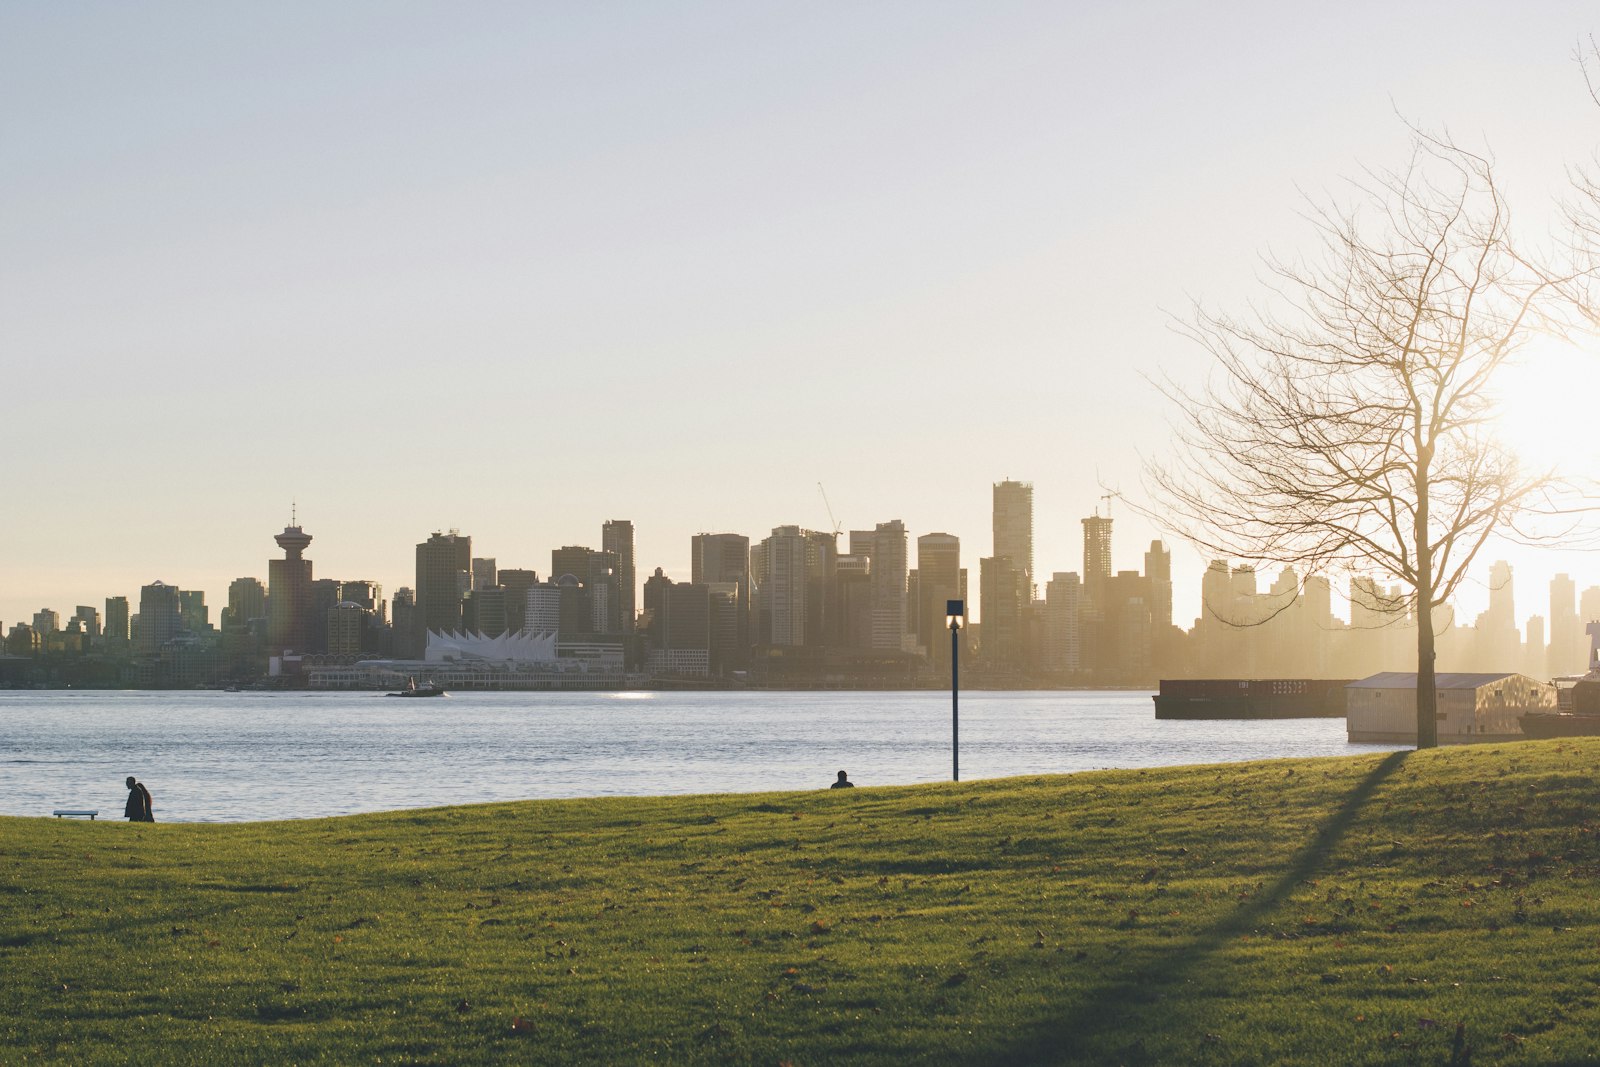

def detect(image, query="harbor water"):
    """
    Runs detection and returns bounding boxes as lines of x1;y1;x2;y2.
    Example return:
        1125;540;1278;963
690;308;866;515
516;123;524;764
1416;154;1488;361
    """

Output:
0;689;1401;822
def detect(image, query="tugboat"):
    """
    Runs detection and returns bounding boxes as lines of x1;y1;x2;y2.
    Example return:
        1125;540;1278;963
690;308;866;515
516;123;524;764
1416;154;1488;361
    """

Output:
1522;633;1600;738
388;677;447;698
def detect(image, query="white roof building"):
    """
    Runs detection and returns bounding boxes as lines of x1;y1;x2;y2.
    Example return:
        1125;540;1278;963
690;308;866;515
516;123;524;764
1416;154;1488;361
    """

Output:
1346;672;1555;743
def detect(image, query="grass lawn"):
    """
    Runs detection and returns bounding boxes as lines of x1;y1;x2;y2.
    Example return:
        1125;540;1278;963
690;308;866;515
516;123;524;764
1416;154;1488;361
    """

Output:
5;739;1600;1064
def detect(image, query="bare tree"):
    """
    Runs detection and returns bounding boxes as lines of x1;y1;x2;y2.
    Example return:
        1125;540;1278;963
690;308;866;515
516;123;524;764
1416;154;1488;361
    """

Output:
1149;134;1590;748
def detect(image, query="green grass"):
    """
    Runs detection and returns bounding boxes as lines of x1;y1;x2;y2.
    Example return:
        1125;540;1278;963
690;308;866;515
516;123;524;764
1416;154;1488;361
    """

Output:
6;741;1600;1065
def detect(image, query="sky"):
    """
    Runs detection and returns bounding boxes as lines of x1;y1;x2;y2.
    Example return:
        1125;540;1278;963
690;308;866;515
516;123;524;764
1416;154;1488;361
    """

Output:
3;1;1599;633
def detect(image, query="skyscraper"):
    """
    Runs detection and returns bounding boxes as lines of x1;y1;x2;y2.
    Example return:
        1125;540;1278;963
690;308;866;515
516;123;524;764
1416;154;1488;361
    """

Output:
136;581;181;655
754;526;809;646
226;577;266;630
916;532;961;665
1143;540;1172;633
979;556;1026;670
268;521;314;654
471;558;498;591
602;520;636;632
104;596;130;648
416;531;471;639
1081;514;1113;609
1043;572;1082;673
1550;573;1580;675
692;533;750;668
992;480;1034;593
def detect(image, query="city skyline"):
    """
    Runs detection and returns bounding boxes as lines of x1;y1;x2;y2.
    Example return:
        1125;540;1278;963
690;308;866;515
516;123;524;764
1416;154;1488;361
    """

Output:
9;487;1600;648
4;4;1599;639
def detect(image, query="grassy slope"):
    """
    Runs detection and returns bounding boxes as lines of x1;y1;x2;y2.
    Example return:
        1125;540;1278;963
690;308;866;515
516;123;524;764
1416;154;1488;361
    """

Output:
4;741;1600;1065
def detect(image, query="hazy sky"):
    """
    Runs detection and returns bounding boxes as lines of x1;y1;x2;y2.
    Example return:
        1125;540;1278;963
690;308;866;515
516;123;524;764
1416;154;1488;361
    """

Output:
3;2;1598;632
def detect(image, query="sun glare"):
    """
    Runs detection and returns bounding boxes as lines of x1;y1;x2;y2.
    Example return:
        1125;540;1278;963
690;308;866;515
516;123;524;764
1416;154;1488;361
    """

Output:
1490;337;1600;475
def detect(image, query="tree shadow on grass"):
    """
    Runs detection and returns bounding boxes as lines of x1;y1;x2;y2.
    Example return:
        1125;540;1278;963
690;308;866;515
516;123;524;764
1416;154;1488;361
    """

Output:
999;749;1411;1066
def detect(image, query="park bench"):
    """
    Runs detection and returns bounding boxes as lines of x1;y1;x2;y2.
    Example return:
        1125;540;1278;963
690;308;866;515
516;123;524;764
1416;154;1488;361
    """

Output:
52;810;99;820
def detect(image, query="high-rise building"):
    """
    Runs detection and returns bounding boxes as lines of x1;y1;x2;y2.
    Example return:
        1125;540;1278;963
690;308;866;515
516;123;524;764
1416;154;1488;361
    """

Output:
227;578;267;631
177;590;208;634
833;555;873;649
463;587;508;636
499;569;539;634
551;546;620;633
136;581;182;655
691;534;749;668
391;588;418;656
268;521;315;654
917;533;961;666
1143;541;1172;632
754;526;809;646
1550;574;1581;676
866;520;907;651
992;480;1034;594
32;609;59;635
416;531;471;639
338;581;383;620
327;602;370;656
602;520;636;631
1081;514;1113;609
526;582;562;636
642;568;711;674
104;596;130;648
1043;572;1082;673
979;556;1026;670
71;605;101;639
471;558;498;591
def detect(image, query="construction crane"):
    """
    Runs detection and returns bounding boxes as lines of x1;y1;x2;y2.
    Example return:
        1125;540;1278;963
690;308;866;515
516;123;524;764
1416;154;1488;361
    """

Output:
817;482;843;537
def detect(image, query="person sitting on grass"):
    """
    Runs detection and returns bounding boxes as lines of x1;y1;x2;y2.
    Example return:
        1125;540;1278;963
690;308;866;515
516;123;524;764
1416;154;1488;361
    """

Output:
830;770;855;789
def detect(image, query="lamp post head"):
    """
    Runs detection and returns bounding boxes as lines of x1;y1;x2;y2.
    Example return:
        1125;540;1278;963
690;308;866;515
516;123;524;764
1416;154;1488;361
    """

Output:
946;599;965;631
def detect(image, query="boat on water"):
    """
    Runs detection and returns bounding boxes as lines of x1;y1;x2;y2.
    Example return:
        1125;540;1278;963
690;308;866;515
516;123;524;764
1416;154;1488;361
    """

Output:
1520;712;1600;738
388;677;447;698
1521;662;1600;738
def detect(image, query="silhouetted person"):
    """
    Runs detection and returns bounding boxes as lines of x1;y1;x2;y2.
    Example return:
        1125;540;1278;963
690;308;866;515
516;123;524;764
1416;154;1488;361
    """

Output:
830;770;854;789
124;776;153;822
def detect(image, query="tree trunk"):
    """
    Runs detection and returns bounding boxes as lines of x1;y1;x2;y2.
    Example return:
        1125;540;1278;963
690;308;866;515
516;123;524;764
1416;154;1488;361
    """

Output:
1415;605;1437;749
1415;454;1438;749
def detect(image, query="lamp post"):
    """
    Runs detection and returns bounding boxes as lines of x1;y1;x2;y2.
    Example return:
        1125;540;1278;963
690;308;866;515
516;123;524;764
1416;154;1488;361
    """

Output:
946;599;964;782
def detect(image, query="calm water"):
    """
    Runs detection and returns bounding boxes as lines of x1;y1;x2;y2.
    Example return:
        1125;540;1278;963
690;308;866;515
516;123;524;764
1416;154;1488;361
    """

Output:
0;690;1398;822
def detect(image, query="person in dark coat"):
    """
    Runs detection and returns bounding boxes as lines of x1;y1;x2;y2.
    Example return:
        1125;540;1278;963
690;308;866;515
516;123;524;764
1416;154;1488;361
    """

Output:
124;776;153;822
830;770;855;789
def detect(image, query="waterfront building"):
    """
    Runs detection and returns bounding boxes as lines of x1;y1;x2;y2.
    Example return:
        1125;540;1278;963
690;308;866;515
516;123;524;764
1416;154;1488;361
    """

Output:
268;521;315;654
471;557;497;591
390;588;418;657
32;609;59;635
833;555;872;649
